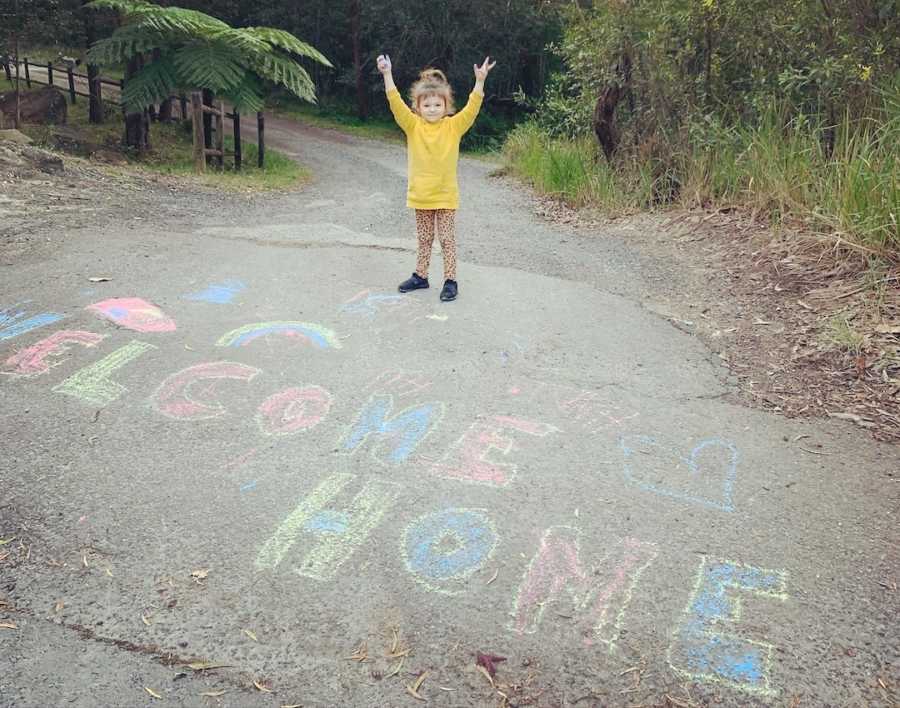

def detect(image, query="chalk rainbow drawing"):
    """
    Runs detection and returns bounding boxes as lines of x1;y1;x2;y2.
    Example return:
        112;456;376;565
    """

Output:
216;321;342;350
255;472;399;581
184;280;246;304
151;361;262;420
403;508;498;595
620;436;739;512
4;330;105;377
668;558;788;696
430;415;557;486
53;340;156;406
256;384;332;436
0;305;65;342
509;526;657;653
87;298;177;333
341;394;444;465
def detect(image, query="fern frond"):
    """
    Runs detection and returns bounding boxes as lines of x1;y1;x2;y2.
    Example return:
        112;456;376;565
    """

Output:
173;42;246;92
243;27;333;67
85;0;156;13
121;56;178;111
87;26;167;65
251;53;317;102
208;28;271;58
224;72;265;114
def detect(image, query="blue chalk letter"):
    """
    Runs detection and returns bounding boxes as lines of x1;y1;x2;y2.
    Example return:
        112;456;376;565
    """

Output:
341;394;442;464
668;558;788;696
404;508;497;594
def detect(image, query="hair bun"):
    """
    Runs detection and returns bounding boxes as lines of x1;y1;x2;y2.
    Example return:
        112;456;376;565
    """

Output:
419;68;448;84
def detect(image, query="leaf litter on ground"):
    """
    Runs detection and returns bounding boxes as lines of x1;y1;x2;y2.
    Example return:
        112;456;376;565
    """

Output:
406;671;428;701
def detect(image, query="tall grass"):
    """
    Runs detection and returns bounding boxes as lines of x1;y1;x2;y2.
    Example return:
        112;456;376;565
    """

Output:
503;87;900;259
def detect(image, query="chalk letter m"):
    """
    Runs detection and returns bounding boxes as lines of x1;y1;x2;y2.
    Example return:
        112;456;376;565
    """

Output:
341;394;442;464
509;526;657;652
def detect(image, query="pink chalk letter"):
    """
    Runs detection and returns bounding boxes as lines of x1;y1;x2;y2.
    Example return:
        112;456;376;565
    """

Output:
151;361;261;420
431;415;556;486
257;385;333;435
88;297;177;333
510;527;657;649
4;330;105;377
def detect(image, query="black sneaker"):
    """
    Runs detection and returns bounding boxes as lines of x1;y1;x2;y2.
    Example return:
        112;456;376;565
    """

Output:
398;272;429;293
439;279;458;302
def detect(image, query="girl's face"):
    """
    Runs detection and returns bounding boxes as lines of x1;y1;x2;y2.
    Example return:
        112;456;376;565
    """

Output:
418;93;447;123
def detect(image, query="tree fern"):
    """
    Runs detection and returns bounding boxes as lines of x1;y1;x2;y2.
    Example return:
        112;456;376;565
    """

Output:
173;43;246;92
121;57;179;111
87;0;330;112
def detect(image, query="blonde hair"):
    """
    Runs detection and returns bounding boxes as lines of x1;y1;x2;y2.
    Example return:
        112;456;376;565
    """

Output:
409;68;455;115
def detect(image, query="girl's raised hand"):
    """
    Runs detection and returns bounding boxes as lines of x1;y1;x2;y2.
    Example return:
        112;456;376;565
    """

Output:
376;54;392;74
474;56;496;81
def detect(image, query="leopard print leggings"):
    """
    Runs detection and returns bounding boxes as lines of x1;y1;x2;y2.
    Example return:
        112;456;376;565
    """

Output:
414;209;457;281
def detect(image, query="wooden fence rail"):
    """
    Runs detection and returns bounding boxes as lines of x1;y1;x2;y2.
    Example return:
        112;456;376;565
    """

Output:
3;59;266;170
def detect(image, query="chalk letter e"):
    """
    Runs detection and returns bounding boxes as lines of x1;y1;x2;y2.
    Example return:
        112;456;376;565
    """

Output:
668;558;788;696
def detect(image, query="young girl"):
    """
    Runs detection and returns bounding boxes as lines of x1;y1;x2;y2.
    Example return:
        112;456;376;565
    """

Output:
376;54;495;302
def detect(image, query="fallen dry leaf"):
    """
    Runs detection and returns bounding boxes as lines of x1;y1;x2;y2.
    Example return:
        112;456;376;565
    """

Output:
475;664;494;687
0;621;17;630
243;628;258;642
141;614;152;626
280;704;303;708
253;680;274;693
347;641;369;662
200;689;227;697
386;658;404;679
406;671;428;701
476;651;507;678
0;537;16;546
191;568;209;582
144;687;162;699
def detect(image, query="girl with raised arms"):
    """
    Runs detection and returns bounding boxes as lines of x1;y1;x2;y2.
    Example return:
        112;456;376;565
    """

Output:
376;53;496;302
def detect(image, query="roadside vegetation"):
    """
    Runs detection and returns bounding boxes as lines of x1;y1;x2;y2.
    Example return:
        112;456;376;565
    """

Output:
1;78;306;190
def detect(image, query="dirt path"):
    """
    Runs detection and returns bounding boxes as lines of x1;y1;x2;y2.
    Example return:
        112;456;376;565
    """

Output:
1;116;898;708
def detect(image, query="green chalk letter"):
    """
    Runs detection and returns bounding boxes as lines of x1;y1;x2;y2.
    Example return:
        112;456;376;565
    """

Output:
255;472;398;581
53;340;156;406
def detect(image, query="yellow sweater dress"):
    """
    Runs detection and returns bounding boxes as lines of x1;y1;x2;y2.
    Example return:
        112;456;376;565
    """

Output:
387;87;483;210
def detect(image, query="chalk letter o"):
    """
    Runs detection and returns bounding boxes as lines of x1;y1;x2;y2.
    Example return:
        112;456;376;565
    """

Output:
403;508;497;594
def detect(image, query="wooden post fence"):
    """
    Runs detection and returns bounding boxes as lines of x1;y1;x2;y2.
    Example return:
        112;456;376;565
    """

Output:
257;111;265;169
46;61;53;87
191;91;205;174
233;111;242;171
23;58;31;88
67;65;77;104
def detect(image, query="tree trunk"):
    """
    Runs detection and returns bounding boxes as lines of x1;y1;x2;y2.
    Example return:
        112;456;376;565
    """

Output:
82;0;104;123
124;55;149;152
158;97;173;122
202;88;214;165
350;0;368;120
592;50;631;162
